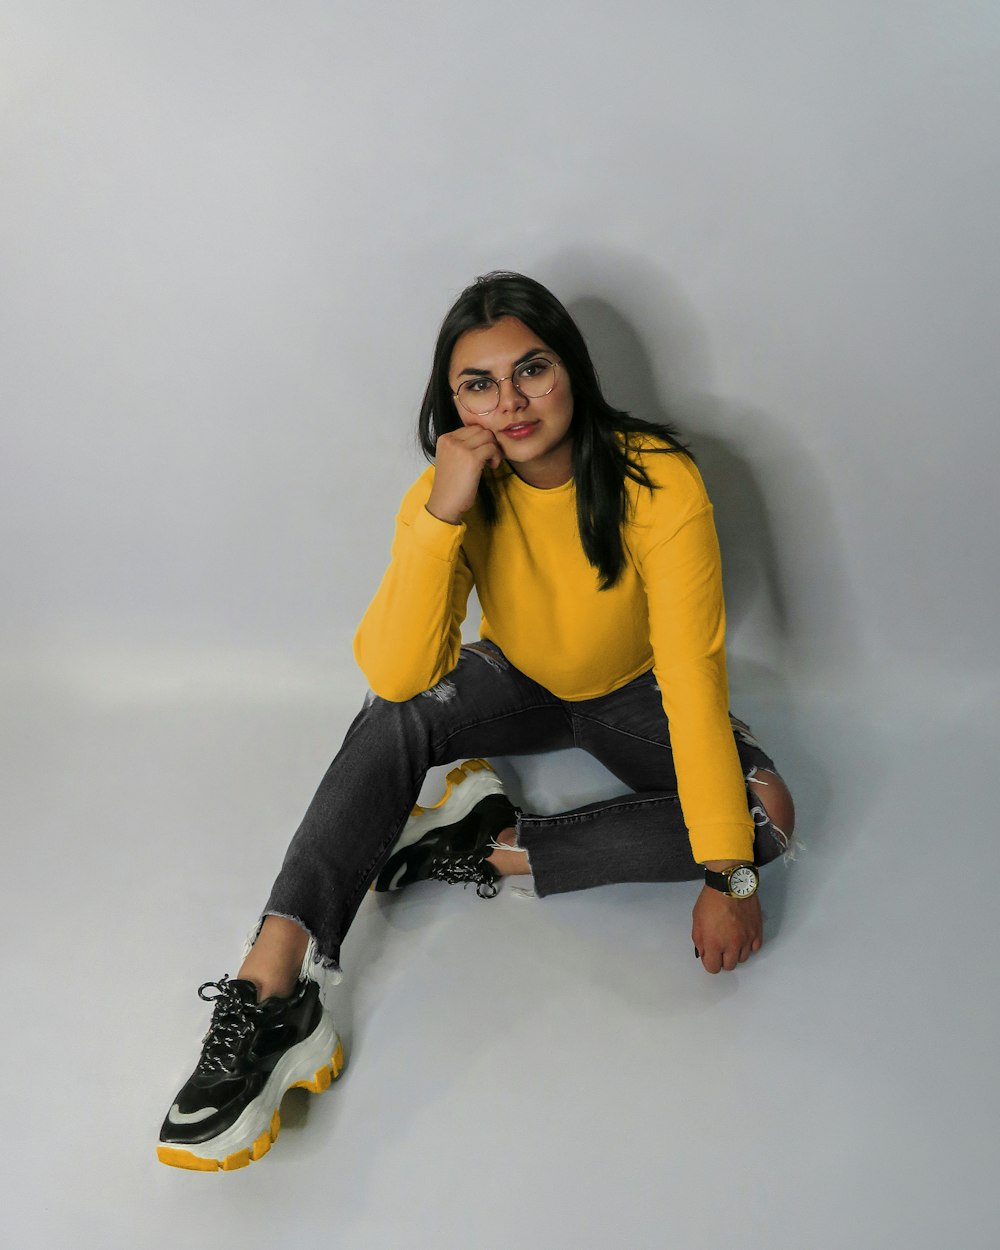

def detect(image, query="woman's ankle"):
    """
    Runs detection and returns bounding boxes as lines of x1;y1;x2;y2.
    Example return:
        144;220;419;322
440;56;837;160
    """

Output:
487;827;531;877
237;915;310;1000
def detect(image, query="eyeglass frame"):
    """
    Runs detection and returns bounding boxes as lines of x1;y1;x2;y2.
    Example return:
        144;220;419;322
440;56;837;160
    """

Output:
451;356;562;416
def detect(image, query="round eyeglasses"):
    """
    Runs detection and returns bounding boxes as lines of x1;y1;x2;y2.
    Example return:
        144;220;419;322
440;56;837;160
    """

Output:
452;357;560;417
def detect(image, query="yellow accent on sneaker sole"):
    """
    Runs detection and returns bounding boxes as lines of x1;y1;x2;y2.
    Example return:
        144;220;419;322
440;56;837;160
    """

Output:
291;1040;344;1092
409;758;493;818
155;1044;345;1173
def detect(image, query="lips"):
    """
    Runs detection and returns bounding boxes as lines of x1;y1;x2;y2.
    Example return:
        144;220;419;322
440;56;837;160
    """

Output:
501;421;538;436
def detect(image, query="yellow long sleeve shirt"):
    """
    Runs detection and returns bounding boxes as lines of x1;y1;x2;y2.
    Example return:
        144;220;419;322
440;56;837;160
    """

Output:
353;439;754;864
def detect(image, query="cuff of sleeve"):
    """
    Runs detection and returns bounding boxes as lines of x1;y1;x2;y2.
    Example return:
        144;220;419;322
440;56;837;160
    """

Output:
408;504;467;560
690;823;755;865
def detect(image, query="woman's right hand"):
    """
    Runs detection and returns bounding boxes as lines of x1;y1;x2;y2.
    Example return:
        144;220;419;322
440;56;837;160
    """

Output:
425;424;503;525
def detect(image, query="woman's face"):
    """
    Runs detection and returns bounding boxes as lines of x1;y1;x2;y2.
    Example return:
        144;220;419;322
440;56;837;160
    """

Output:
448;316;574;489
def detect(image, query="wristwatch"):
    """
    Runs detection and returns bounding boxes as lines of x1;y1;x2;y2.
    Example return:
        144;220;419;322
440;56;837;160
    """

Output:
704;863;759;898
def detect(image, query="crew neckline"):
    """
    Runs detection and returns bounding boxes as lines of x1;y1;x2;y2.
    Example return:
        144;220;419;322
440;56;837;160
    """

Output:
499;468;576;497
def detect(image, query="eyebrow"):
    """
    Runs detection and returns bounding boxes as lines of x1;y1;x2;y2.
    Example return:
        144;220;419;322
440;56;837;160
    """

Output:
456;347;549;378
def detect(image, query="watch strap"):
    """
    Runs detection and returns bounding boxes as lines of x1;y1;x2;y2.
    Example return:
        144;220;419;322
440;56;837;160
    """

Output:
704;867;732;893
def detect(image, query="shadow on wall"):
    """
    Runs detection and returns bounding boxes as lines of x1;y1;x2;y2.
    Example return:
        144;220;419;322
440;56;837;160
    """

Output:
551;250;864;701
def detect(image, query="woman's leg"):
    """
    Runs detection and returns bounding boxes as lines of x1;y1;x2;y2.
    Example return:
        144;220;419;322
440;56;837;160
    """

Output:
242;643;575;990
159;643;577;1171
503;671;794;896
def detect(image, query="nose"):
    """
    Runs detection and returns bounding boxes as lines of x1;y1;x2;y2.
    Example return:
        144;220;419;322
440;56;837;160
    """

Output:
497;374;527;415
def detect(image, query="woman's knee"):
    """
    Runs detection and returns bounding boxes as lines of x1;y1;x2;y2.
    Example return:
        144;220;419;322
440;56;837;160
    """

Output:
748;769;794;833
748;769;795;864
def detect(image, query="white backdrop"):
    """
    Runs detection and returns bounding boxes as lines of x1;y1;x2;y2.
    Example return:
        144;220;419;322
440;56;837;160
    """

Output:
3;5;999;1249
4;0;998;710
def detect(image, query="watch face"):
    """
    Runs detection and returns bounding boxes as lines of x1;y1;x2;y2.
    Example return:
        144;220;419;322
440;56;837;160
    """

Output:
729;866;758;897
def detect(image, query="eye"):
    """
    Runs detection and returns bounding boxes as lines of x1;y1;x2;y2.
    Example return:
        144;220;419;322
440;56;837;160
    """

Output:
462;377;495;394
515;359;556;387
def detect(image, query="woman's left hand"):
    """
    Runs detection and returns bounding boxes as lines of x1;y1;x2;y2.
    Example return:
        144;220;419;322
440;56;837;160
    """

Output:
691;886;763;973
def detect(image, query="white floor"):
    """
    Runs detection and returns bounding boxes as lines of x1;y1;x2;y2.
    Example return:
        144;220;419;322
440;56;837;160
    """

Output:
2;674;996;1250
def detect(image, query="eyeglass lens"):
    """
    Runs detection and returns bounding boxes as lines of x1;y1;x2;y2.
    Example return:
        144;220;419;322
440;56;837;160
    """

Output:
456;359;557;415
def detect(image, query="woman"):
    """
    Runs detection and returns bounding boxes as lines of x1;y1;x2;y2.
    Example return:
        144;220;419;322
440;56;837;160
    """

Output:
157;272;794;1172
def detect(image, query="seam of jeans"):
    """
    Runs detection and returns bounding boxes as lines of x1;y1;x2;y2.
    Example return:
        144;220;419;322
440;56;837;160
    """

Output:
343;793;426;913
570;710;778;776
567;709;675;751
520;792;682;830
433;701;571;757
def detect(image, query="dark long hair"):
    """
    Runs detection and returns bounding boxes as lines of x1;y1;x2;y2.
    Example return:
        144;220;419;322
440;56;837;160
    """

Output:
417;271;693;589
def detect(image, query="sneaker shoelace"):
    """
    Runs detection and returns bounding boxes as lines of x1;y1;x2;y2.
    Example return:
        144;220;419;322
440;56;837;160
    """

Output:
195;976;265;1074
428;853;499;899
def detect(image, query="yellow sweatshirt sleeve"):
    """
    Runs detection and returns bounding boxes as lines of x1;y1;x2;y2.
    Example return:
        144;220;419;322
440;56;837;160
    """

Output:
353;469;474;702
629;454;754;863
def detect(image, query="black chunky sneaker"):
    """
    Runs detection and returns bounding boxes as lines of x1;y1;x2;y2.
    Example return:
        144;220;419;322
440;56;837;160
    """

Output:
157;975;343;1172
374;758;517;898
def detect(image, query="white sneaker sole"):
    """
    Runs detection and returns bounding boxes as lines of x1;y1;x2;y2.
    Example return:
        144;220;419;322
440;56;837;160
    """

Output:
381;759;507;891
156;1011;344;1172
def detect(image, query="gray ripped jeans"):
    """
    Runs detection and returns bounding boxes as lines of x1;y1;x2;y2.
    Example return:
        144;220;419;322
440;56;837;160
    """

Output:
263;641;789;974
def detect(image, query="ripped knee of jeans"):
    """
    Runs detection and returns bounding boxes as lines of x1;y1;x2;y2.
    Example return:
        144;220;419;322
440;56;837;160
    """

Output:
745;764;800;865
